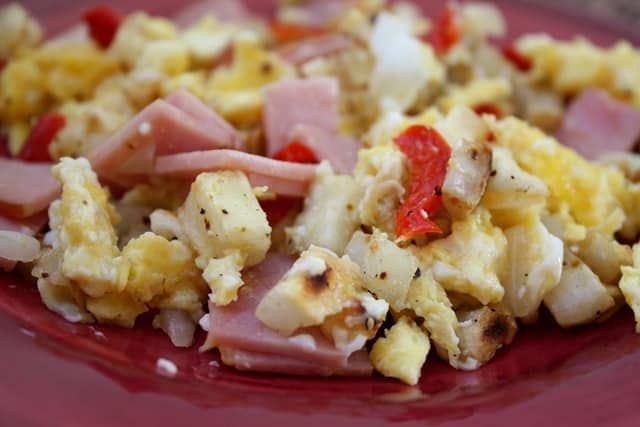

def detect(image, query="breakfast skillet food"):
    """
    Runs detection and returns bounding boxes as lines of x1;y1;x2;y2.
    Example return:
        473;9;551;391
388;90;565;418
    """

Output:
2;0;640;385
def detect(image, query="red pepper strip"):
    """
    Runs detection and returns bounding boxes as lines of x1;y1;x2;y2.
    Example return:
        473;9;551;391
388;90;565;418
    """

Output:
270;21;327;44
473;103;503;118
272;140;319;163
18;113;66;162
260;140;319;226
0;133;10;158
394;125;451;240
422;4;461;55
501;43;532;72
83;5;124;49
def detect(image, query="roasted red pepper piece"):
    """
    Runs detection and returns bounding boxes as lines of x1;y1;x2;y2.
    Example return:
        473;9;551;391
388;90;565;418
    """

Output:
18;113;66;162
394;125;451;240
270;21;327;44
501;43;532;72
473;103;503;118
83;5;124;49
260;196;304;226
422;4;461;55
272;140;319;164
261;140;319;226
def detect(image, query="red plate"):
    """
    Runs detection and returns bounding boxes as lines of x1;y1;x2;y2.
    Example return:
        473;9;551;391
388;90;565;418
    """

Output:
3;1;640;426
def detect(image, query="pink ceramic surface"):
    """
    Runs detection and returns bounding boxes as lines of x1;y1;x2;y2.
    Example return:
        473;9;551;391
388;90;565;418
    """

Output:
2;1;640;426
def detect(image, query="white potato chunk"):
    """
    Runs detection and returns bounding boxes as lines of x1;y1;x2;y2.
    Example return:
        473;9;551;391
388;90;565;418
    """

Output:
456;306;517;369
286;163;361;255
179;170;271;266
345;229;419;311
369;316;430;385
179;170;271;305
442;139;492;220
544;249;615;327
255;245;366;336
482;146;549;210
576;230;632;284
620;244;640;332
501;216;563;318
369;12;444;112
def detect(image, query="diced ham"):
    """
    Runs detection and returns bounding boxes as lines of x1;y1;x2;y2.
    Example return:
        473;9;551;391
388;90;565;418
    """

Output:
204;253;352;368
263;78;339;156
281;0;353;28
174;0;255;27
90;90;240;182
277;33;351;66
0;159;60;219
155;150;318;196
556;88;640;159
289;124;360;174
0;212;48;236
219;347;372;377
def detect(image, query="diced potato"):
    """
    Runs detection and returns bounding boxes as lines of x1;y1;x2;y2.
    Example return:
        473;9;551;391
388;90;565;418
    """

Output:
179;170;271;305
620;244;640;332
149;209;186;242
544;249;615;327
414;208;506;305
354;145;406;235
345;229;418;311
442;139;492;219
255;245;366;336
369;317;430;385
179;170;271;266
286;163;361;255
52;158;129;297
456;306;517;369
576;230;632;284
500;215;563;318
369;12;444;112
481;146;549;210
406;272;460;364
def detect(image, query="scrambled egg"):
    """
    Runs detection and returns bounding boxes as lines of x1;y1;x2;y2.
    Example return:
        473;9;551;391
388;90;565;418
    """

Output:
517;35;640;107
52;158;128;297
369;316;430;385
0;42;119;122
207;34;294;126
0;3;42;59
414;207;506;305
492;117;627;238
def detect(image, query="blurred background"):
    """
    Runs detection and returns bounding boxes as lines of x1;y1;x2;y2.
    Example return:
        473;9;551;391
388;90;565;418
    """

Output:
5;0;639;46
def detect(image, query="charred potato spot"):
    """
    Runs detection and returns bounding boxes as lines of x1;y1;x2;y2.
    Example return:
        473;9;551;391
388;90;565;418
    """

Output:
457;306;517;366
306;267;332;294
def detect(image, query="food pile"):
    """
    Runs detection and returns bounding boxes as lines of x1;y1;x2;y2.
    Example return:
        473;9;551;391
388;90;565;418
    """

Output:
2;0;640;385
